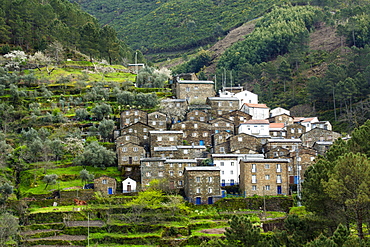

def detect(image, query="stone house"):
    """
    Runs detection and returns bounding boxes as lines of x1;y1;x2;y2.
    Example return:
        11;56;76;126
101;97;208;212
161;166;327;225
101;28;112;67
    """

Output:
223;110;252;133
228;133;262;153
286;123;306;139
209;117;235;135
173;80;215;104
152;146;179;159
212;131;233;147
313;141;333;156
120;122;154;147
264;138;302;154
140;157;166;187
120;109;148;128
311;121;332;131
176;145;207;159
288;147;317;185
269;123;287;138
214;142;230;154
94;175;117;195
184;166;221;204
172;120;211;146
117;142;146;178
238;119;270;136
265;147;290;159
268;114;294;126
239;158;290;197
147;111;167;130
149;130;184;155
186;110;209;122
115;134;140;146
294;117;319;132
122;177;137;193
165;159;198;189
240;103;269;120
206;97;239;117
160;98;188;123
300;128;341;147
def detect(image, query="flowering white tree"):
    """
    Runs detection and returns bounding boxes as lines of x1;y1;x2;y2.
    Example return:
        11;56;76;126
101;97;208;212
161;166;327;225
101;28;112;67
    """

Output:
3;50;27;70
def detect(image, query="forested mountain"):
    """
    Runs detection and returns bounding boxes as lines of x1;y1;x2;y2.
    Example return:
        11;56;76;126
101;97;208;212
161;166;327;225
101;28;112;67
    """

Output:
0;0;132;63
69;0;290;54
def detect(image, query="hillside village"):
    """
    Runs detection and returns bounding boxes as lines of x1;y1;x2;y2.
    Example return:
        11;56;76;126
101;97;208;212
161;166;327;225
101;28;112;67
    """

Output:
104;73;342;205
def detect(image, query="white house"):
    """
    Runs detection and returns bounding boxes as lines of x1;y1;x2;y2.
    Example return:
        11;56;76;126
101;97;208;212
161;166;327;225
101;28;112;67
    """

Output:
212;154;243;186
122;177;137;193
219;89;259;108
240;103;269;120
312;121;332;131
270;107;290;118
294;117;319;132
238;119;270;136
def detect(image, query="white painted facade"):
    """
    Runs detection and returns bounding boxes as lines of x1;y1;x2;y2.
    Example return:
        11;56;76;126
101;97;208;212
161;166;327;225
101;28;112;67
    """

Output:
122;177;137;193
270;107;290;118
240;103;269;120
219;90;259;108
238;120;270;136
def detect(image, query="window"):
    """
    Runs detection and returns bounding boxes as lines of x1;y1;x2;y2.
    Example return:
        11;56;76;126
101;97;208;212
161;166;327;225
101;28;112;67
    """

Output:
230;179;235;185
146;172;151;177
208;188;213;193
169;163;173;167
288;166;292;172
195;86;199;90
102;179;107;184
221;171;225;175
122;147;127;152
273;152;278;157
231;162;235;166
158;162;164;166
133;147;138;152
184;149;188;154
208;177;213;182
222;179;225;185
134;111;138;116
159;121;164;126
129;128;133;133
200;117;205;121
158;171;163;177
125;111;129;116
230;170;234;175
265;185;270;191
252;185;257;191
169;171;174;176
186;87;190;92
291;128;295;134
229;102;233;107
195;111;199;115
220;147;225;153
203;132;208;137
277;175;282;183
152;121;156;126
144;135;147;139
214;123;219;127
196;177;201;182
276;164;282;172
194;124;198;128
125;136;130;141
265;164;270;169
133;156;138;161
192;132;197;137
178;163;182;168
169;137;174;141
179;171;183;176
251;164;257;173
146;162;150;167
181;124;185;128
265;175;270;180
122;156;128;161
176;103;180;107
157;136;162;141
196;188;200;193
238;137;243;142
125;167;132;171
226;123;230;127
178;181;183;186
252;175;257;183
298;128;302;133
218;102;222;107
220;162;224;166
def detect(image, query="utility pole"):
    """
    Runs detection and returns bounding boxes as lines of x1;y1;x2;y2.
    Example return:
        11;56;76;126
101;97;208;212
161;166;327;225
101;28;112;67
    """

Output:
296;145;301;206
135;51;138;75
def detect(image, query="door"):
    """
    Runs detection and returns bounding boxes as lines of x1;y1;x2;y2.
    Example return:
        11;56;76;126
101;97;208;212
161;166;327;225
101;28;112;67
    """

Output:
169;181;174;189
108;187;113;195
277;185;282;194
129;157;132;164
208;197;213;205
195;197;201;205
199;140;204;146
127;185;131;192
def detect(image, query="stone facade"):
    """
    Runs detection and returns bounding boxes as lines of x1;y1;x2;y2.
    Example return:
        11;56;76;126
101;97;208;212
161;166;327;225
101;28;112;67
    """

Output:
214;142;230;154
140;157;166;186
184;167;221;204
149;131;184;155
300;128;341;147
115;134;140;146
148;111;167;130
206;97;239;117
223;110;252;133
174;80;215;104
228;133;262;153
269;123;287;138
172;120;211;146
120;122;154;147
286;123;306;139
288;148;317;185
94;175;117;195
212;131;233;147
117;142;146;178
268;114;293;125
239;158;289;197
186;110;209;122
210;118;235;135
120;109;148;128
264;138;302;154
265;147;290;159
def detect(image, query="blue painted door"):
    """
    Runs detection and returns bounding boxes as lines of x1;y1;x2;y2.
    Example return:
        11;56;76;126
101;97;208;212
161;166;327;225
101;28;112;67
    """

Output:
277;186;282;194
199;140;205;146
208;197;213;205
195;197;201;205
108;187;113;195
